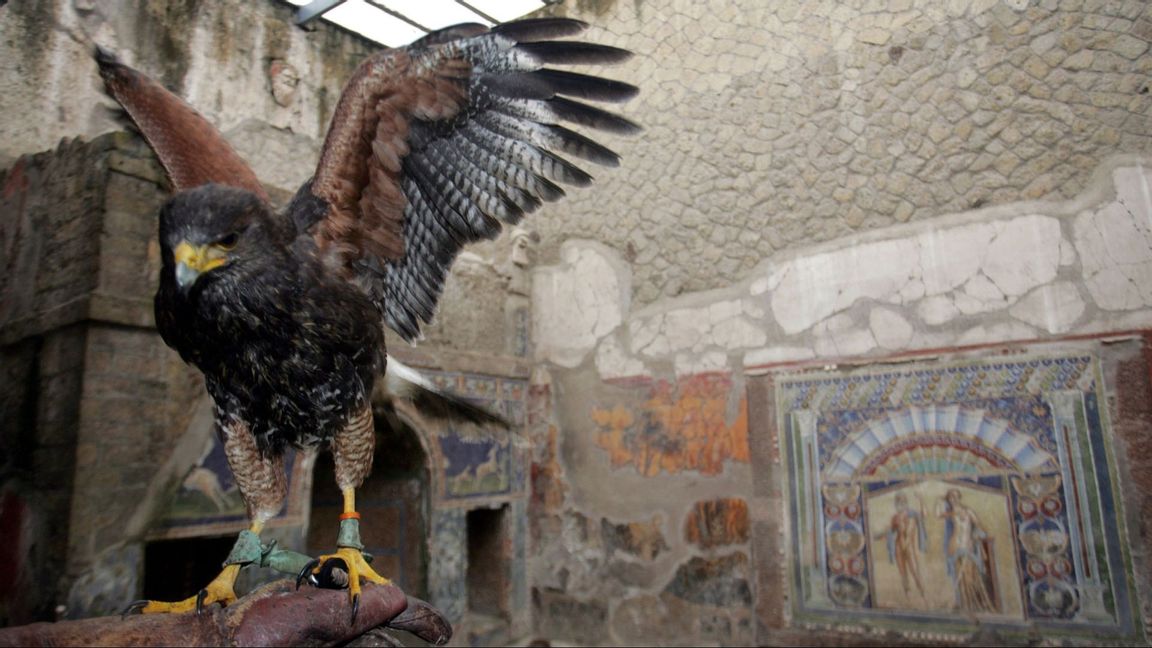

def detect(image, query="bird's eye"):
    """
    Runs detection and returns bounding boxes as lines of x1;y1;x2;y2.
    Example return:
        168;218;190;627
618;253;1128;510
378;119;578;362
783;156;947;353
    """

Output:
216;233;240;250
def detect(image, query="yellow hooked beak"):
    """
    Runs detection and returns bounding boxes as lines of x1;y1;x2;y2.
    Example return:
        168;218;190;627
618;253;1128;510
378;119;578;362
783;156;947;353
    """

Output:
173;241;230;290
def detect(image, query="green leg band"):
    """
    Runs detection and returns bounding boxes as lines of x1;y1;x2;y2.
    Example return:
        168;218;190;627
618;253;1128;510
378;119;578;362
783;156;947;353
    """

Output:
263;548;315;576
337;518;364;550
222;529;265;567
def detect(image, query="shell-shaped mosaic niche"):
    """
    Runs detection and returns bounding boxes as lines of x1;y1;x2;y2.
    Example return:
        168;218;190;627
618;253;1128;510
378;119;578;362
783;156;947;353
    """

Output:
825;405;1058;480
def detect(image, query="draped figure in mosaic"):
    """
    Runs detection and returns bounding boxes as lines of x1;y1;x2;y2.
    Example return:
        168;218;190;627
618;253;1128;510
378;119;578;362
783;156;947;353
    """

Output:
96;18;638;620
937;489;997;613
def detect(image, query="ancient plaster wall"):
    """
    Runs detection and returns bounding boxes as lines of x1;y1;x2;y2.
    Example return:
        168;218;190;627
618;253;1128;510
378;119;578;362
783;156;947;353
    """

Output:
536;158;1152;377
0;0;537;628
533;0;1151;306
0;0;529;359
0;0;374;195
529;158;1152;644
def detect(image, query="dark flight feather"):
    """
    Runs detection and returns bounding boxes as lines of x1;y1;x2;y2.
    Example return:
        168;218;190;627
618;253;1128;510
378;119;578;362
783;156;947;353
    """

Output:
302;18;639;342
94;17;637;461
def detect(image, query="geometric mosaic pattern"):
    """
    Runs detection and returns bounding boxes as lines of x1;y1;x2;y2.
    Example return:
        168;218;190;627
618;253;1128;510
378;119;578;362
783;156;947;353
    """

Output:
778;352;1143;642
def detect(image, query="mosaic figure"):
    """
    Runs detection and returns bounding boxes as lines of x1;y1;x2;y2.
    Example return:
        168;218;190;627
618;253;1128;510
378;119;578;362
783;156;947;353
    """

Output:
781;354;1143;641
937;489;997;613
874;492;926;600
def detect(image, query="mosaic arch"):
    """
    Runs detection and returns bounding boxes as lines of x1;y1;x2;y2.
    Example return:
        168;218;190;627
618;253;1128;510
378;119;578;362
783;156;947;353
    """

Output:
777;352;1143;642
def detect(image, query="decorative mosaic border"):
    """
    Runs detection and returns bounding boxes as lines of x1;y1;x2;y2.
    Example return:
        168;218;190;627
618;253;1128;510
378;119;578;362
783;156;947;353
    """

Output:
776;351;1142;642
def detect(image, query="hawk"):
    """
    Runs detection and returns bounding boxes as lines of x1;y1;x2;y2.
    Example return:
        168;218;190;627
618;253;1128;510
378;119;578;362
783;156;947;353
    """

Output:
96;18;637;617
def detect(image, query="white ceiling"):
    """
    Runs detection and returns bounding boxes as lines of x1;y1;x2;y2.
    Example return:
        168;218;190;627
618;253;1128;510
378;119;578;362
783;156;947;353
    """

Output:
283;0;550;47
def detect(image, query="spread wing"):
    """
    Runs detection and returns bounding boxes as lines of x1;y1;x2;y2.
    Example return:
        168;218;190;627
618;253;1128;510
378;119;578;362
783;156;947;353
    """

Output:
94;48;269;202
299;18;639;341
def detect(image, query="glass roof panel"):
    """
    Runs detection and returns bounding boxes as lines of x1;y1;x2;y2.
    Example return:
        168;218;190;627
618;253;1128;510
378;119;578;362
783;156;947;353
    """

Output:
282;0;547;47
373;1;494;29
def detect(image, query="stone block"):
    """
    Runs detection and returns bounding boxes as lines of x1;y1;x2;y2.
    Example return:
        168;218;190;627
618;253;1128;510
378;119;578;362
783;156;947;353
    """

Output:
664;552;752;607
601;514;669;561
532;588;609;646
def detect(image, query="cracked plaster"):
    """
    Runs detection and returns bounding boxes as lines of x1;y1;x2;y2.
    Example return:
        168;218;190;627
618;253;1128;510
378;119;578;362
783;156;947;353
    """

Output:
534;160;1152;378
532;0;1152;308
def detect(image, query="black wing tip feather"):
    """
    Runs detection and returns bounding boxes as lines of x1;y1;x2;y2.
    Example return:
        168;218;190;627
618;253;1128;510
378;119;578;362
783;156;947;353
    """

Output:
548;96;643;135
517;41;634;65
534;69;639;103
410;388;510;429
492;17;590;42
93;45;129;86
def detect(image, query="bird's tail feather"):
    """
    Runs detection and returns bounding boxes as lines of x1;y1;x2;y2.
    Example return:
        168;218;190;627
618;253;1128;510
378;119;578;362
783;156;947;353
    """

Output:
382;359;508;428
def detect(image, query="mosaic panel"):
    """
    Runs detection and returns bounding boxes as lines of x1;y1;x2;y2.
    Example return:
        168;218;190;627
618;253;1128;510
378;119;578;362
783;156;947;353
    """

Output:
777;352;1142;642
424;369;528;501
424;370;527;428
437;434;512;499
151;439;307;539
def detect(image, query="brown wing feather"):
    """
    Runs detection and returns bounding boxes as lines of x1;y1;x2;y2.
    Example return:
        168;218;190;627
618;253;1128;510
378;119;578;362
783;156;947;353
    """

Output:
302;18;639;341
95;48;269;202
310;48;471;268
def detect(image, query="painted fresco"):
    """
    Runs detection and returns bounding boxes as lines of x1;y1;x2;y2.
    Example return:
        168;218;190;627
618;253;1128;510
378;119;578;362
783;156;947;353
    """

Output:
777;353;1143;642
685;498;750;549
151;437;307;539
438;434;512;498
424;369;528;500
425;370;527;428
592;372;749;476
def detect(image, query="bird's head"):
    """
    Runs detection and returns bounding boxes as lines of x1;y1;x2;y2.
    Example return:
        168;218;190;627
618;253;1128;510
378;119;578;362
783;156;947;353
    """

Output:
159;184;283;295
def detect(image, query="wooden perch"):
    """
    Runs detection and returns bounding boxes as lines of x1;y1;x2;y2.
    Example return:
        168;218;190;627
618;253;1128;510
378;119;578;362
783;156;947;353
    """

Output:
0;580;451;647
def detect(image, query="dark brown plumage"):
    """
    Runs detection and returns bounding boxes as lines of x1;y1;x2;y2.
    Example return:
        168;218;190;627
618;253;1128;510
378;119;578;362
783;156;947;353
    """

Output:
97;17;637;616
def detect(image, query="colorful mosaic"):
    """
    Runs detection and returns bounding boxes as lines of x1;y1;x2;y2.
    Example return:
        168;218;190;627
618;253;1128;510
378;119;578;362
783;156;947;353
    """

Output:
423;369;527;500
425;370;527;427
152;439;307;539
438;434;512;499
592;372;749;476
777;352;1142;641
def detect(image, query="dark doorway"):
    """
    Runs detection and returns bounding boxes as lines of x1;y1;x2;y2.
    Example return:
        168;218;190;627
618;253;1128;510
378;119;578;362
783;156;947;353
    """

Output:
143;535;236;602
466;505;509;618
308;410;429;598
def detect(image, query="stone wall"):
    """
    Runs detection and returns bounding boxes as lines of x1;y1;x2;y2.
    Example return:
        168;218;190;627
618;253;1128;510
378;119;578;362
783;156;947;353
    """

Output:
0;0;373;195
0;134;203;621
0;0;530;360
0;0;535;627
533;0;1151;306
529;159;1152;644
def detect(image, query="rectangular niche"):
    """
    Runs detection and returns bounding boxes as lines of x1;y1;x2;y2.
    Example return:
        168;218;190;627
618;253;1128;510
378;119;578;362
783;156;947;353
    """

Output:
772;350;1143;643
466;505;510;619
142;535;236;603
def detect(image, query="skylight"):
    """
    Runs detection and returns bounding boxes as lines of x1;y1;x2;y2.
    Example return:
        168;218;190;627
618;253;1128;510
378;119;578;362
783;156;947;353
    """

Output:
283;0;551;47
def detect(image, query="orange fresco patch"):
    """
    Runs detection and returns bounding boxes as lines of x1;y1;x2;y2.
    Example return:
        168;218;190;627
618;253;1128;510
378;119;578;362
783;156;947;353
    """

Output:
592;373;749;476
685;498;750;548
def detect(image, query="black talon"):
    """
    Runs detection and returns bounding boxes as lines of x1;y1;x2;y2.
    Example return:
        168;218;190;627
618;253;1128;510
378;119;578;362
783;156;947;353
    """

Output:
317;557;348;589
194;589;208;615
120;600;148;619
350;593;360;625
296;558;321;590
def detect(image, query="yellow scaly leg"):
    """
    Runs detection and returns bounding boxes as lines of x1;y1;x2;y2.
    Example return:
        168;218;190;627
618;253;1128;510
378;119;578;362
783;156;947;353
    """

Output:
306;488;389;620
124;521;265;615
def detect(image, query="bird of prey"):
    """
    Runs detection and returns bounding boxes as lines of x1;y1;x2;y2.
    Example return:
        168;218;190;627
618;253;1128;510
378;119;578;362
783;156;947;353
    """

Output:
96;18;638;617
